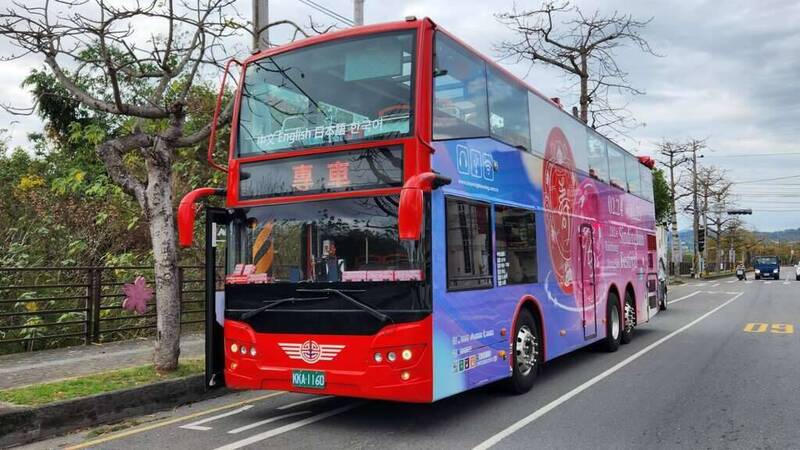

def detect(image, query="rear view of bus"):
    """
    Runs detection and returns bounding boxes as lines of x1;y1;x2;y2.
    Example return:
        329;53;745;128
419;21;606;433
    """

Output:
178;18;662;403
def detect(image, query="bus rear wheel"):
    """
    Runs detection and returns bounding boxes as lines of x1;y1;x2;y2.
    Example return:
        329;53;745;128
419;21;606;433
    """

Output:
507;309;540;394
621;291;635;344
602;294;622;352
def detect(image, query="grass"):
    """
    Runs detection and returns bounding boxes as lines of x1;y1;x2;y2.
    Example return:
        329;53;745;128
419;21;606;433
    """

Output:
0;359;204;406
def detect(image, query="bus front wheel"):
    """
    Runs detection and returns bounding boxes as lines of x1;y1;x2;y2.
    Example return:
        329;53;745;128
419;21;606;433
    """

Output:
507;309;540;394
602;294;622;352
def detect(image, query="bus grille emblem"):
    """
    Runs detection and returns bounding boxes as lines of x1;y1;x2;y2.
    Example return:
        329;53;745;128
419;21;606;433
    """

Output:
279;340;345;364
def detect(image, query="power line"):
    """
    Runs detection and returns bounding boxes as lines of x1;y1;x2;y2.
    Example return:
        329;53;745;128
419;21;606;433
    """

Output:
297;0;354;25
704;152;800;158
732;174;800;184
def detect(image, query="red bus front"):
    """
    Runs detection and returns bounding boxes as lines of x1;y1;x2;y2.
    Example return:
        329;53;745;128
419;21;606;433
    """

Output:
181;19;440;402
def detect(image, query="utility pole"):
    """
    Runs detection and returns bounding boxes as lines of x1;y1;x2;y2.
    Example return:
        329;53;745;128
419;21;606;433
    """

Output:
353;0;364;26
692;144;700;277
702;181;709;272
253;0;270;51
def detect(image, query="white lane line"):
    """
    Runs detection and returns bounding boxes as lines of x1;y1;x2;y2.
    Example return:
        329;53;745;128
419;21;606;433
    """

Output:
765;281;772;285
784;281;790;285
711;283;720;288
726;280;735;284
474;292;744;450
215;402;364;450
228;411;309;434
746;280;753;284
276;395;333;410
180;405;255;431
668;291;700;305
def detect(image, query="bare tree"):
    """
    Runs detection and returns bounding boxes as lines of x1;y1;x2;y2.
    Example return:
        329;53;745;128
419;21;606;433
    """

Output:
705;175;735;271
496;1;657;133
657;139;691;268
0;0;315;371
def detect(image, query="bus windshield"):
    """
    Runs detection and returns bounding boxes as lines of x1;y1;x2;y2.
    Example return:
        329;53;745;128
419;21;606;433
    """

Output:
237;31;416;156
227;196;424;283
755;256;778;265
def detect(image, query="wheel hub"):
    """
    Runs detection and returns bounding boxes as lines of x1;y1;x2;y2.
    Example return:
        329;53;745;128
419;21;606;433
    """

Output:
611;305;620;340
624;301;635;333
515;325;538;376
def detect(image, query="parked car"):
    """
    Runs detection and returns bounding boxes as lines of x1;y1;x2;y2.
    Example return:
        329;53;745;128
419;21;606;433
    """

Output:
795;263;800;281
753;256;780;280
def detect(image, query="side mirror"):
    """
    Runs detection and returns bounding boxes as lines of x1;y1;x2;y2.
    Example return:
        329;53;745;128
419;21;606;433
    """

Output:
178;188;225;247
398;172;451;241
398;187;424;240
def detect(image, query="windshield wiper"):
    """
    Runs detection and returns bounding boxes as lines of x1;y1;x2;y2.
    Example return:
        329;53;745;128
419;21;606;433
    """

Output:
233;296;328;320
296;288;392;323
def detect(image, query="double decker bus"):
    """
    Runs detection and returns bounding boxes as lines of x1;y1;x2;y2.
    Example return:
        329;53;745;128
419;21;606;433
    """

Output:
178;17;663;403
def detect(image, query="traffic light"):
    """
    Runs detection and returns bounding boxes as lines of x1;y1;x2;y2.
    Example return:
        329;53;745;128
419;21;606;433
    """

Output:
698;227;705;252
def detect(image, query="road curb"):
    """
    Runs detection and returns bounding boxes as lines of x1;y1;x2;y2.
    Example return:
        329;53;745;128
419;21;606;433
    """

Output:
0;374;227;448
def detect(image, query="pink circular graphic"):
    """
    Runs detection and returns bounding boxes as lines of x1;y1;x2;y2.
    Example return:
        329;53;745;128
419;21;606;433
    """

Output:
543;128;578;294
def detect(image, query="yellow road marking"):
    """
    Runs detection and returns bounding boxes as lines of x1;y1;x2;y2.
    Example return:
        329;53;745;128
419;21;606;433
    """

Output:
744;322;769;333
66;391;284;449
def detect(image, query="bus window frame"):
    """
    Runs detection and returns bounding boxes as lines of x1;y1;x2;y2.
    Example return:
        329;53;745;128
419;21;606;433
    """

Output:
493;203;538;286
444;195;495;292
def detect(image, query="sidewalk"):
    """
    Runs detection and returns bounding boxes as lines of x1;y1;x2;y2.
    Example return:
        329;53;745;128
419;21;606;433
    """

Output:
0;335;204;390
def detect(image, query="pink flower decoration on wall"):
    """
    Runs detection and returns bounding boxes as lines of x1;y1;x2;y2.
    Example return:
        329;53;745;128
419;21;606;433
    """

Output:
122;276;155;314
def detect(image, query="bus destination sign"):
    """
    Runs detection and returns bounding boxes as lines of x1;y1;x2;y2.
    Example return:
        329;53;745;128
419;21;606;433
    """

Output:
239;146;403;200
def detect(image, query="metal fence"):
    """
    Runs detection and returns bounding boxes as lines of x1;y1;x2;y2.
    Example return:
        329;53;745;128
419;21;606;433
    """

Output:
0;266;210;355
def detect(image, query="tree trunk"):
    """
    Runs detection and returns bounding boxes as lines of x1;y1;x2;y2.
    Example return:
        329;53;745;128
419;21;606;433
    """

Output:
145;142;181;373
579;56;589;124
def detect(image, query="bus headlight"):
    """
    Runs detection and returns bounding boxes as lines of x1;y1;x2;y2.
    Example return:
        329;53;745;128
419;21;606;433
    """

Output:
774;268;779;273
387;351;397;362
373;352;383;363
240;345;248;355
250;347;257;357
400;371;410;381
401;349;413;361
230;343;239;353
755;269;760;273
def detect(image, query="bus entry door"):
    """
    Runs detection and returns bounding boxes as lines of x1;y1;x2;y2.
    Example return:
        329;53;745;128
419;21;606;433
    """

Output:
205;207;229;390
579;224;597;339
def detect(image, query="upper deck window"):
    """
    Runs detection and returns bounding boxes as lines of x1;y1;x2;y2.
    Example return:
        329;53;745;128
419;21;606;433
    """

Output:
607;143;627;190
237;31;415;156
487;67;531;151
587;130;609;182
433;34;490;140
640;165;654;202
625;154;642;195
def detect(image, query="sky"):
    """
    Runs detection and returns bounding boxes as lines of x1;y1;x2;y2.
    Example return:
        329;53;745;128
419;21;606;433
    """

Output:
1;0;799;231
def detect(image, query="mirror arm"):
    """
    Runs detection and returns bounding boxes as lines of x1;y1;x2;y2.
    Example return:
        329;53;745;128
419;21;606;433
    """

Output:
178;188;226;248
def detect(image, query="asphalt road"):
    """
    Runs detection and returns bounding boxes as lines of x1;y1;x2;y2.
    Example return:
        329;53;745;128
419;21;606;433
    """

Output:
25;269;800;450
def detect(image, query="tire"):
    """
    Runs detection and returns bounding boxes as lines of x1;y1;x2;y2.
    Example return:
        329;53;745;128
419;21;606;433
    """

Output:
659;283;668;311
602;294;622;352
796;275;799;281
621;291;635;344
755;275;760;280
506;308;540;394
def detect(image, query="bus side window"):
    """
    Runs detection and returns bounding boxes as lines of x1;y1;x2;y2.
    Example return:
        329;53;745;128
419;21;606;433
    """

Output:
606;144;626;190
445;197;493;291
587;131;609;182
432;34;490;140
625;155;642;196
495;206;537;286
487;67;531;151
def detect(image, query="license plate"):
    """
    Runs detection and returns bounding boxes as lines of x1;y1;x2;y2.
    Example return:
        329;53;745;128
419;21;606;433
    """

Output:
292;370;325;389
